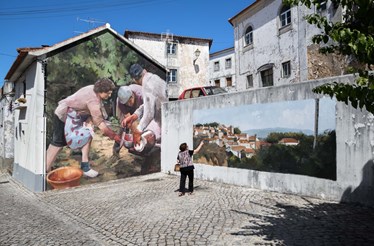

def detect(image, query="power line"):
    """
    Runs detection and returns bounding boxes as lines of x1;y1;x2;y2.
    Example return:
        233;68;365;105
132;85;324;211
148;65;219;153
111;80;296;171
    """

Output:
0;0;176;19
0;52;17;58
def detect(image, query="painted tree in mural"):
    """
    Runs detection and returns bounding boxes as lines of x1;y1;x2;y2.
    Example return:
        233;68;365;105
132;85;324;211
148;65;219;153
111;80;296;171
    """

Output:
45;32;139;145
285;0;374;113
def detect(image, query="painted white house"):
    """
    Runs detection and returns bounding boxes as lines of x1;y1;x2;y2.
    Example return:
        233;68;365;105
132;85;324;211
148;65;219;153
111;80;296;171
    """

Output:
2;24;166;192
229;0;343;91
209;47;236;92
124;30;212;100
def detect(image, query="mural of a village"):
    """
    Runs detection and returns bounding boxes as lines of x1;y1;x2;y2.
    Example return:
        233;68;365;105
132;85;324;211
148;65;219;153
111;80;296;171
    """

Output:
193;98;337;180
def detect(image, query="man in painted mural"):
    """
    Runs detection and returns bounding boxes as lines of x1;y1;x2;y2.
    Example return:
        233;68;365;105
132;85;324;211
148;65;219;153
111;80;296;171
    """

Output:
112;84;142;158
46;78;122;177
122;63;167;150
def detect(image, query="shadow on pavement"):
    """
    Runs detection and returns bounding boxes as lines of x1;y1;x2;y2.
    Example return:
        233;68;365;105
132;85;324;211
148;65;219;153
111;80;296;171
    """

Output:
229;160;374;245
230;200;374;245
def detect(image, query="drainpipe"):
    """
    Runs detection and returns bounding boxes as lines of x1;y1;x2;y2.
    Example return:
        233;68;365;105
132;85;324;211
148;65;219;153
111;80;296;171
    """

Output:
41;59;47;191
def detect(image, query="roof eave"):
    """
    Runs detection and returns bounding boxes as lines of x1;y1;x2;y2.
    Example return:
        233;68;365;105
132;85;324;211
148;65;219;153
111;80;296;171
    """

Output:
5;23;167;81
228;0;262;26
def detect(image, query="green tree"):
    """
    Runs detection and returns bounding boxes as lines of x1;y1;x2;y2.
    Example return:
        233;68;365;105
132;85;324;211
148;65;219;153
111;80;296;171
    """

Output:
234;127;241;134
285;0;374;113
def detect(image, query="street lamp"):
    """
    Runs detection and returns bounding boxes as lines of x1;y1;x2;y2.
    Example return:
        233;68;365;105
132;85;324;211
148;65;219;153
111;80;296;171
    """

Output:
193;48;201;64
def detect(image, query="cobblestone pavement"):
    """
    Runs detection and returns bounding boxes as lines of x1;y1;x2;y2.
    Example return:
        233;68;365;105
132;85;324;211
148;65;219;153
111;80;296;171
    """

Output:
1;171;374;245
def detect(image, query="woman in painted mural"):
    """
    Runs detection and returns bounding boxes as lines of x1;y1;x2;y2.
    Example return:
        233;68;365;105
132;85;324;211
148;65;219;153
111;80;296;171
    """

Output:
177;141;204;196
46;78;122;177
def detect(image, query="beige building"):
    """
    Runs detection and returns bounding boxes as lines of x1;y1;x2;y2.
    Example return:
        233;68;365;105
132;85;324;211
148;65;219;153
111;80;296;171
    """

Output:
124;30;212;100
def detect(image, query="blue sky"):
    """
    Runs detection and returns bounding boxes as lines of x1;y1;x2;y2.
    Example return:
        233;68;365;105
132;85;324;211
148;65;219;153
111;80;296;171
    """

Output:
193;98;336;133
0;0;253;87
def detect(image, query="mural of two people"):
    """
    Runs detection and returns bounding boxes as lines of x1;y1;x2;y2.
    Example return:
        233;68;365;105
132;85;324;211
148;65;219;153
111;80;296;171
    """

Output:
45;31;167;189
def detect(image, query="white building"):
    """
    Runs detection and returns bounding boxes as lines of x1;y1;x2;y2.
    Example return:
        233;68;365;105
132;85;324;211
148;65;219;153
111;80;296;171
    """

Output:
209;47;236;92
124;30;212;100
0;81;15;171
229;0;343;91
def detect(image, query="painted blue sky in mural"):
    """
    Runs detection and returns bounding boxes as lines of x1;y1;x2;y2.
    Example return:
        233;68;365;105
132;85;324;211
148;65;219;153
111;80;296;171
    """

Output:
193;98;336;134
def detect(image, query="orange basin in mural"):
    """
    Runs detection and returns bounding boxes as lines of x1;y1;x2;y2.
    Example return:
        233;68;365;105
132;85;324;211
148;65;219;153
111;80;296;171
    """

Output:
47;166;83;189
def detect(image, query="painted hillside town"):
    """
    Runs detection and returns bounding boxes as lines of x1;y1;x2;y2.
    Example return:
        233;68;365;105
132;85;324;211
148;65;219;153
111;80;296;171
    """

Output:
193;98;337;180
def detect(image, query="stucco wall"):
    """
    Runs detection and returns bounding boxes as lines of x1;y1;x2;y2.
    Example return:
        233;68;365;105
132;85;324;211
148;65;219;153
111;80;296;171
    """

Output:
209;48;236;91
12;61;45;192
161;74;374;206
231;0;342;91
0;96;14;171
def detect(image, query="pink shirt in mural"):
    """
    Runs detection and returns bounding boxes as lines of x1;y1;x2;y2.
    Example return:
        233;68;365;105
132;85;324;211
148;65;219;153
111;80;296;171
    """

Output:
54;85;105;126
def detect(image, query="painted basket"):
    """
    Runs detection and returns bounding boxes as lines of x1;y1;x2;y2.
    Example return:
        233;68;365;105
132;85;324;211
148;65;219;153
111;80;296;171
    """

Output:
47;166;83;189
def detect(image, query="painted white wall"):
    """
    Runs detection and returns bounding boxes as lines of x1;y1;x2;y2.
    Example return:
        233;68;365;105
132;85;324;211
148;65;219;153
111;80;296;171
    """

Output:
161;74;374;206
12;61;45;191
209;48;236;92
231;0;341;91
0;83;15;163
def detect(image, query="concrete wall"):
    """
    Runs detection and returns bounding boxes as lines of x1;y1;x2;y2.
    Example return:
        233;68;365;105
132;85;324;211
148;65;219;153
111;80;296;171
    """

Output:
12;61;45;192
161;74;374;206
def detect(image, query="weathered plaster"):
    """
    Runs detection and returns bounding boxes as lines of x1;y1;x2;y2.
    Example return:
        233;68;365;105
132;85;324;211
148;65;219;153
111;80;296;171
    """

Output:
209;48;236;91
0;83;15;171
230;0;343;90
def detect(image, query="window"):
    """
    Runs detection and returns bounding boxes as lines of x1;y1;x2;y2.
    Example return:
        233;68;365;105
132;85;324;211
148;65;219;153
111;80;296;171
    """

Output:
191;89;203;98
280;5;291;27
244;26;253;46
261;68;273;87
225;58;232;69
215;80;220;87
246;74;253;88
182;89;191;99
214;61;220;71
167;69;177;83
226;77;232;87
282;61;291;78
166;42;177;55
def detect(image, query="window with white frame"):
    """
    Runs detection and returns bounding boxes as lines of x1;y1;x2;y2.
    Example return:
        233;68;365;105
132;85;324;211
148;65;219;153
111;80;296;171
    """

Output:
215;80;220;87
225;58;232;69
282;61;291;78
167;69;177;83
214;61;220;71
244;26;253;46
280;5;291;27
261;68;273;87
166;42;177;55
246;74;253;88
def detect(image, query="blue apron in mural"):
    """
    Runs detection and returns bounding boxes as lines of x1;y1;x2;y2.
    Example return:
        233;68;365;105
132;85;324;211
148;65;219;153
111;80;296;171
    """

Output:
64;108;94;150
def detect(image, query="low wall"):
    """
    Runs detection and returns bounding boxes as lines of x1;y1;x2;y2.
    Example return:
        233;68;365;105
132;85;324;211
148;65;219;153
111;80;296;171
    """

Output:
161;74;374;206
